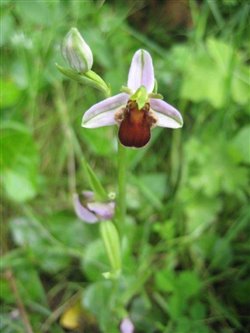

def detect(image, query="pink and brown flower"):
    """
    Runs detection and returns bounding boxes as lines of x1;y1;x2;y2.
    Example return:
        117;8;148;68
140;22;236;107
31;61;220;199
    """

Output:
82;49;183;148
73;191;115;223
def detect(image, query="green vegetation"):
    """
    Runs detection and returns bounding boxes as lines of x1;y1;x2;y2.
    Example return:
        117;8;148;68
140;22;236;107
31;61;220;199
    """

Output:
1;1;249;332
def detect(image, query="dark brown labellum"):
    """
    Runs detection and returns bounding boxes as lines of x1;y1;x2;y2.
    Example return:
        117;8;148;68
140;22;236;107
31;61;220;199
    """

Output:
118;100;155;148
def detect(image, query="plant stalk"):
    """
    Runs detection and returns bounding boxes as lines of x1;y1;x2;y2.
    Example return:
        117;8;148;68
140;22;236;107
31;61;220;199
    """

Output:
116;141;127;233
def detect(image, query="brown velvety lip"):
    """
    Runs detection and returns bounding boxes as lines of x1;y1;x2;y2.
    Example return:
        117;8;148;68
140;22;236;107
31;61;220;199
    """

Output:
118;100;156;148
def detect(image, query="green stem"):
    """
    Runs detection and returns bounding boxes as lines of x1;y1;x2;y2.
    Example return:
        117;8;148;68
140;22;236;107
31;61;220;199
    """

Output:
115;142;127;233
101;88;128;232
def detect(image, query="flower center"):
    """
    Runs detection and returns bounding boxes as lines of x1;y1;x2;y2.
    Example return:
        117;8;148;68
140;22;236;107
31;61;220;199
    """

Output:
118;100;156;148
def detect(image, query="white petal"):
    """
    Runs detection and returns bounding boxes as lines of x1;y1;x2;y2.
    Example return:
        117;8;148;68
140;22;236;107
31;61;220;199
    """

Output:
127;49;154;93
82;110;118;128
150;98;183;128
73;194;98;223
120;317;134;333
87;202;115;220
82;93;128;128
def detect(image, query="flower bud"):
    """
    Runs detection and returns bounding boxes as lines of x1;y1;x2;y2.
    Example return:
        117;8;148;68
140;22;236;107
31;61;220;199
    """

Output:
62;27;93;73
120;317;134;333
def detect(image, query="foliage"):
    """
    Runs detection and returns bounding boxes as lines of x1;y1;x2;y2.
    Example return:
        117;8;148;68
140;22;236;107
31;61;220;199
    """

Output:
1;1;250;333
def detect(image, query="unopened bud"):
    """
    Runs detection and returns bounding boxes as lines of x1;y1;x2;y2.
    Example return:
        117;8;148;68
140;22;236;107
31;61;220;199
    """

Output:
62;27;93;73
120;317;134;333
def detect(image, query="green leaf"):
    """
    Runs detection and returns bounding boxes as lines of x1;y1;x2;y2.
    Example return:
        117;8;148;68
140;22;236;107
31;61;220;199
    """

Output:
10;217;41;247
16;266;47;305
190;301;207;320
0;79;22;109
155;269;176;293
4;169;37;202
99;220;121;274
1;122;40;202
183;136;248;198
168;295;186;320
177;271;202;300
44;211;98;248
210;238;233;269
9;217;71;273
0;249;27;272
81;239;109;281
130;296;162;332
206;38;234;75
179;38;249;109
0;279;15;304
56;64;109;94
231;279;250;304
85;70;111;95
232;126;250;164
36;247;72;274
82;280;118;331
85;161;108;201
153;219;175;242
231;65;250;106
1;262;47;306
180;48;226;108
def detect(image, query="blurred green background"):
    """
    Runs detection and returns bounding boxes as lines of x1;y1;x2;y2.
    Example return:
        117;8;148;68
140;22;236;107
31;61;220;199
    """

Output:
1;0;250;332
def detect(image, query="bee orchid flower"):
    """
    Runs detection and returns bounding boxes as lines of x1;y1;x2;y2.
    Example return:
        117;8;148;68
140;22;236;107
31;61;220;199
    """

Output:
82;49;183;148
73;191;115;223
